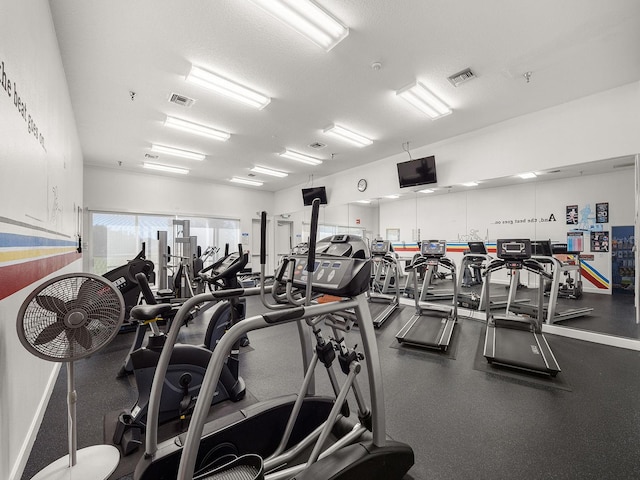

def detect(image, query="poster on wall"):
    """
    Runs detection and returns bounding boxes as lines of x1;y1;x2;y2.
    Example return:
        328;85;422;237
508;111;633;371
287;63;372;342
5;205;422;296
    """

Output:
591;231;610;252
596;202;609;223
567;231;584;253
566;205;578;225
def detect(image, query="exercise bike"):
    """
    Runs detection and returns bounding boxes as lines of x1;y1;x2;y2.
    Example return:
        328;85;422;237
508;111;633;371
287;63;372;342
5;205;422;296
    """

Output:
113;245;249;456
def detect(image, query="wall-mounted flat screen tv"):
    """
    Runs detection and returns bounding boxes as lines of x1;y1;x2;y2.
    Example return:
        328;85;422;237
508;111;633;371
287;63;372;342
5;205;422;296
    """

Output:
301;186;328;206
397;155;437;188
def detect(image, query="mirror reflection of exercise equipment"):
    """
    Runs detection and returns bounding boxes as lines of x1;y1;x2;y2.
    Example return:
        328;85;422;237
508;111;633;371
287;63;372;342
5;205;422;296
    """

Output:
396;240;458;350
508;239;593;324
483;239;561;377
368;239;401;328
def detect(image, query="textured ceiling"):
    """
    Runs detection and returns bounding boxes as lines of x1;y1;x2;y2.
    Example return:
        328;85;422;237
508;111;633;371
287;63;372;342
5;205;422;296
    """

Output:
49;0;640;191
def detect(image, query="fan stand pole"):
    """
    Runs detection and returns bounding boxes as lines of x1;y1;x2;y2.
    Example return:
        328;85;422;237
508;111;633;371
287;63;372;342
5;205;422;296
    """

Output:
30;361;120;480
67;361;77;467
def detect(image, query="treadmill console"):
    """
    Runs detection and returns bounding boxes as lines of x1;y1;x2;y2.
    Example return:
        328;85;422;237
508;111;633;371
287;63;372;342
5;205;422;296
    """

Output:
371;240;392;256
531;240;553;257
420;240;446;258
467;241;488;255
279;234;373;296
496;239;532;269
289;256;371;297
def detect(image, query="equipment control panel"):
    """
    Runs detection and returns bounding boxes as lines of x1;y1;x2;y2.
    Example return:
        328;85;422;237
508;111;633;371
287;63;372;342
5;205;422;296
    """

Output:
285;255;371;297
421;240;446;257
497;239;532;268
371;240;392;255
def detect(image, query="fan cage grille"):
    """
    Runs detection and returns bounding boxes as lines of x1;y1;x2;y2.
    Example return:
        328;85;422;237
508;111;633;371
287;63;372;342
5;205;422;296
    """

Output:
18;274;124;362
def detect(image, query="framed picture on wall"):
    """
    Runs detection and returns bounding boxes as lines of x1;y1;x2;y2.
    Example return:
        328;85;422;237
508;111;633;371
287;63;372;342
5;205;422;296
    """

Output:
591;231;610;252
386;228;400;242
566;205;578;225
596;202;609;223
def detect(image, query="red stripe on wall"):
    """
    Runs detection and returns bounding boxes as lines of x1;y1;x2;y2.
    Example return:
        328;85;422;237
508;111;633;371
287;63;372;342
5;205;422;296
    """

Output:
580;267;609;289
0;252;82;300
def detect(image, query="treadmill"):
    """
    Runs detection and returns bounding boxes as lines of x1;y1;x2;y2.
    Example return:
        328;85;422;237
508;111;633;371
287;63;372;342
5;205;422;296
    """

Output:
456;242;530;311
483;239;561;377
508;240;593;324
368;240;400;328
396;240;458;351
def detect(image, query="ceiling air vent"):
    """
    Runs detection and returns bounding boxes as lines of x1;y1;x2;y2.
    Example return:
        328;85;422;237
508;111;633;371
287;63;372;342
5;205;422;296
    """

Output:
168;92;195;107
308;142;326;149
448;68;476;87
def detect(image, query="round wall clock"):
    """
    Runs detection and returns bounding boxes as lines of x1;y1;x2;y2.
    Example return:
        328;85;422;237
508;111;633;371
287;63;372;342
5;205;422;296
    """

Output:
357;178;368;192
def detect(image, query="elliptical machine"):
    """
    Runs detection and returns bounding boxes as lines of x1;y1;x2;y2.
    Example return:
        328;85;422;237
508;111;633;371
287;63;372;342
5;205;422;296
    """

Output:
133;201;414;480
113;245;249;456
102;244;154;330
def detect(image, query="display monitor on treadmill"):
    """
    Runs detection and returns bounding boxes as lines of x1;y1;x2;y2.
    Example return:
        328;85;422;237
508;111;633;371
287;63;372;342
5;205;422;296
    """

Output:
531;240;553;257
496;239;532;260
421;239;446;257
467;242;487;255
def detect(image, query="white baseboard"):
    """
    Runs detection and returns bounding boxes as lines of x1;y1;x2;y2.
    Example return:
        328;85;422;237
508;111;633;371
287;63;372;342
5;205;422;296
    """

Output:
542;324;640;351
9;363;61;480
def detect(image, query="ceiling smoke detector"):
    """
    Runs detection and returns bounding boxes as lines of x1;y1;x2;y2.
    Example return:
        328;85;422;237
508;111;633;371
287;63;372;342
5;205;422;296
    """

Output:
168;92;196;107
447;68;476;87
308;142;326;150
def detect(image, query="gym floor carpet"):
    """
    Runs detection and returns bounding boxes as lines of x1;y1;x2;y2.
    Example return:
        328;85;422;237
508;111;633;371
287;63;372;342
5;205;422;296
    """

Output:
21;291;640;480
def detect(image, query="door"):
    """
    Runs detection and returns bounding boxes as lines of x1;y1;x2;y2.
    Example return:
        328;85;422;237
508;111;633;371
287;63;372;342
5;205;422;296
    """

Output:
612;226;635;294
276;220;293;262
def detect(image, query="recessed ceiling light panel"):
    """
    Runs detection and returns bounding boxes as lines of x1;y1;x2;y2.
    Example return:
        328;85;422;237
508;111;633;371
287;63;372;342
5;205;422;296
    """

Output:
230;177;264;186
250;165;288;177
279;149;323;165
187;66;271;110
323;124;373;147
164;116;230;141
247;0;349;51
150;144;206;161
143;162;189;175
396;82;452;119
517;172;537;179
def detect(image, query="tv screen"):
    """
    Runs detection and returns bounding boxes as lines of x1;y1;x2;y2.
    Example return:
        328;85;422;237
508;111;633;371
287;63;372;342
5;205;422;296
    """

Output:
397;156;437;188
301;186;328;206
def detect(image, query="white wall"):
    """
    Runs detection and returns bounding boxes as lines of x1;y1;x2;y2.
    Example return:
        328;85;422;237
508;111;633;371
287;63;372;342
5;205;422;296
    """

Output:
378;169;634;292
274;81;640;213
83;166;275;269
0;2;83;479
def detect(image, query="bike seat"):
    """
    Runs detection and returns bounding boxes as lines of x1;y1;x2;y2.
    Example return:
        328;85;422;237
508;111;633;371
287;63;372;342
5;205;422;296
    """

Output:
130;303;173;321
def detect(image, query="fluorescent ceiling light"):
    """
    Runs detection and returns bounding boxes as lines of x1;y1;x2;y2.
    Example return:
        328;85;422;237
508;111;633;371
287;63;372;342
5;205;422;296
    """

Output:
164;116;230;141
187;65;271;110
279;149;323;165
323;124;373;147
385;194;400;199
418;189;435;194
250;165;288;177
230;177;264;186
462;181;479;187
356;200;371;204
396;82;452;119
150;144;205;161
247;0;348;51
143;162;189;175
518;172;538;179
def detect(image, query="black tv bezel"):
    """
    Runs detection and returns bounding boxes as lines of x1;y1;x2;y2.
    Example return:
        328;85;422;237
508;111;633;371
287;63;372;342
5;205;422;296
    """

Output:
397;155;437;189
301;186;328;206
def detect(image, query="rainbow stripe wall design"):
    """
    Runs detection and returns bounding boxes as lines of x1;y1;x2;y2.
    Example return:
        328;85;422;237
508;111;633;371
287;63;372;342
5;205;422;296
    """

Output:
0;223;81;300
